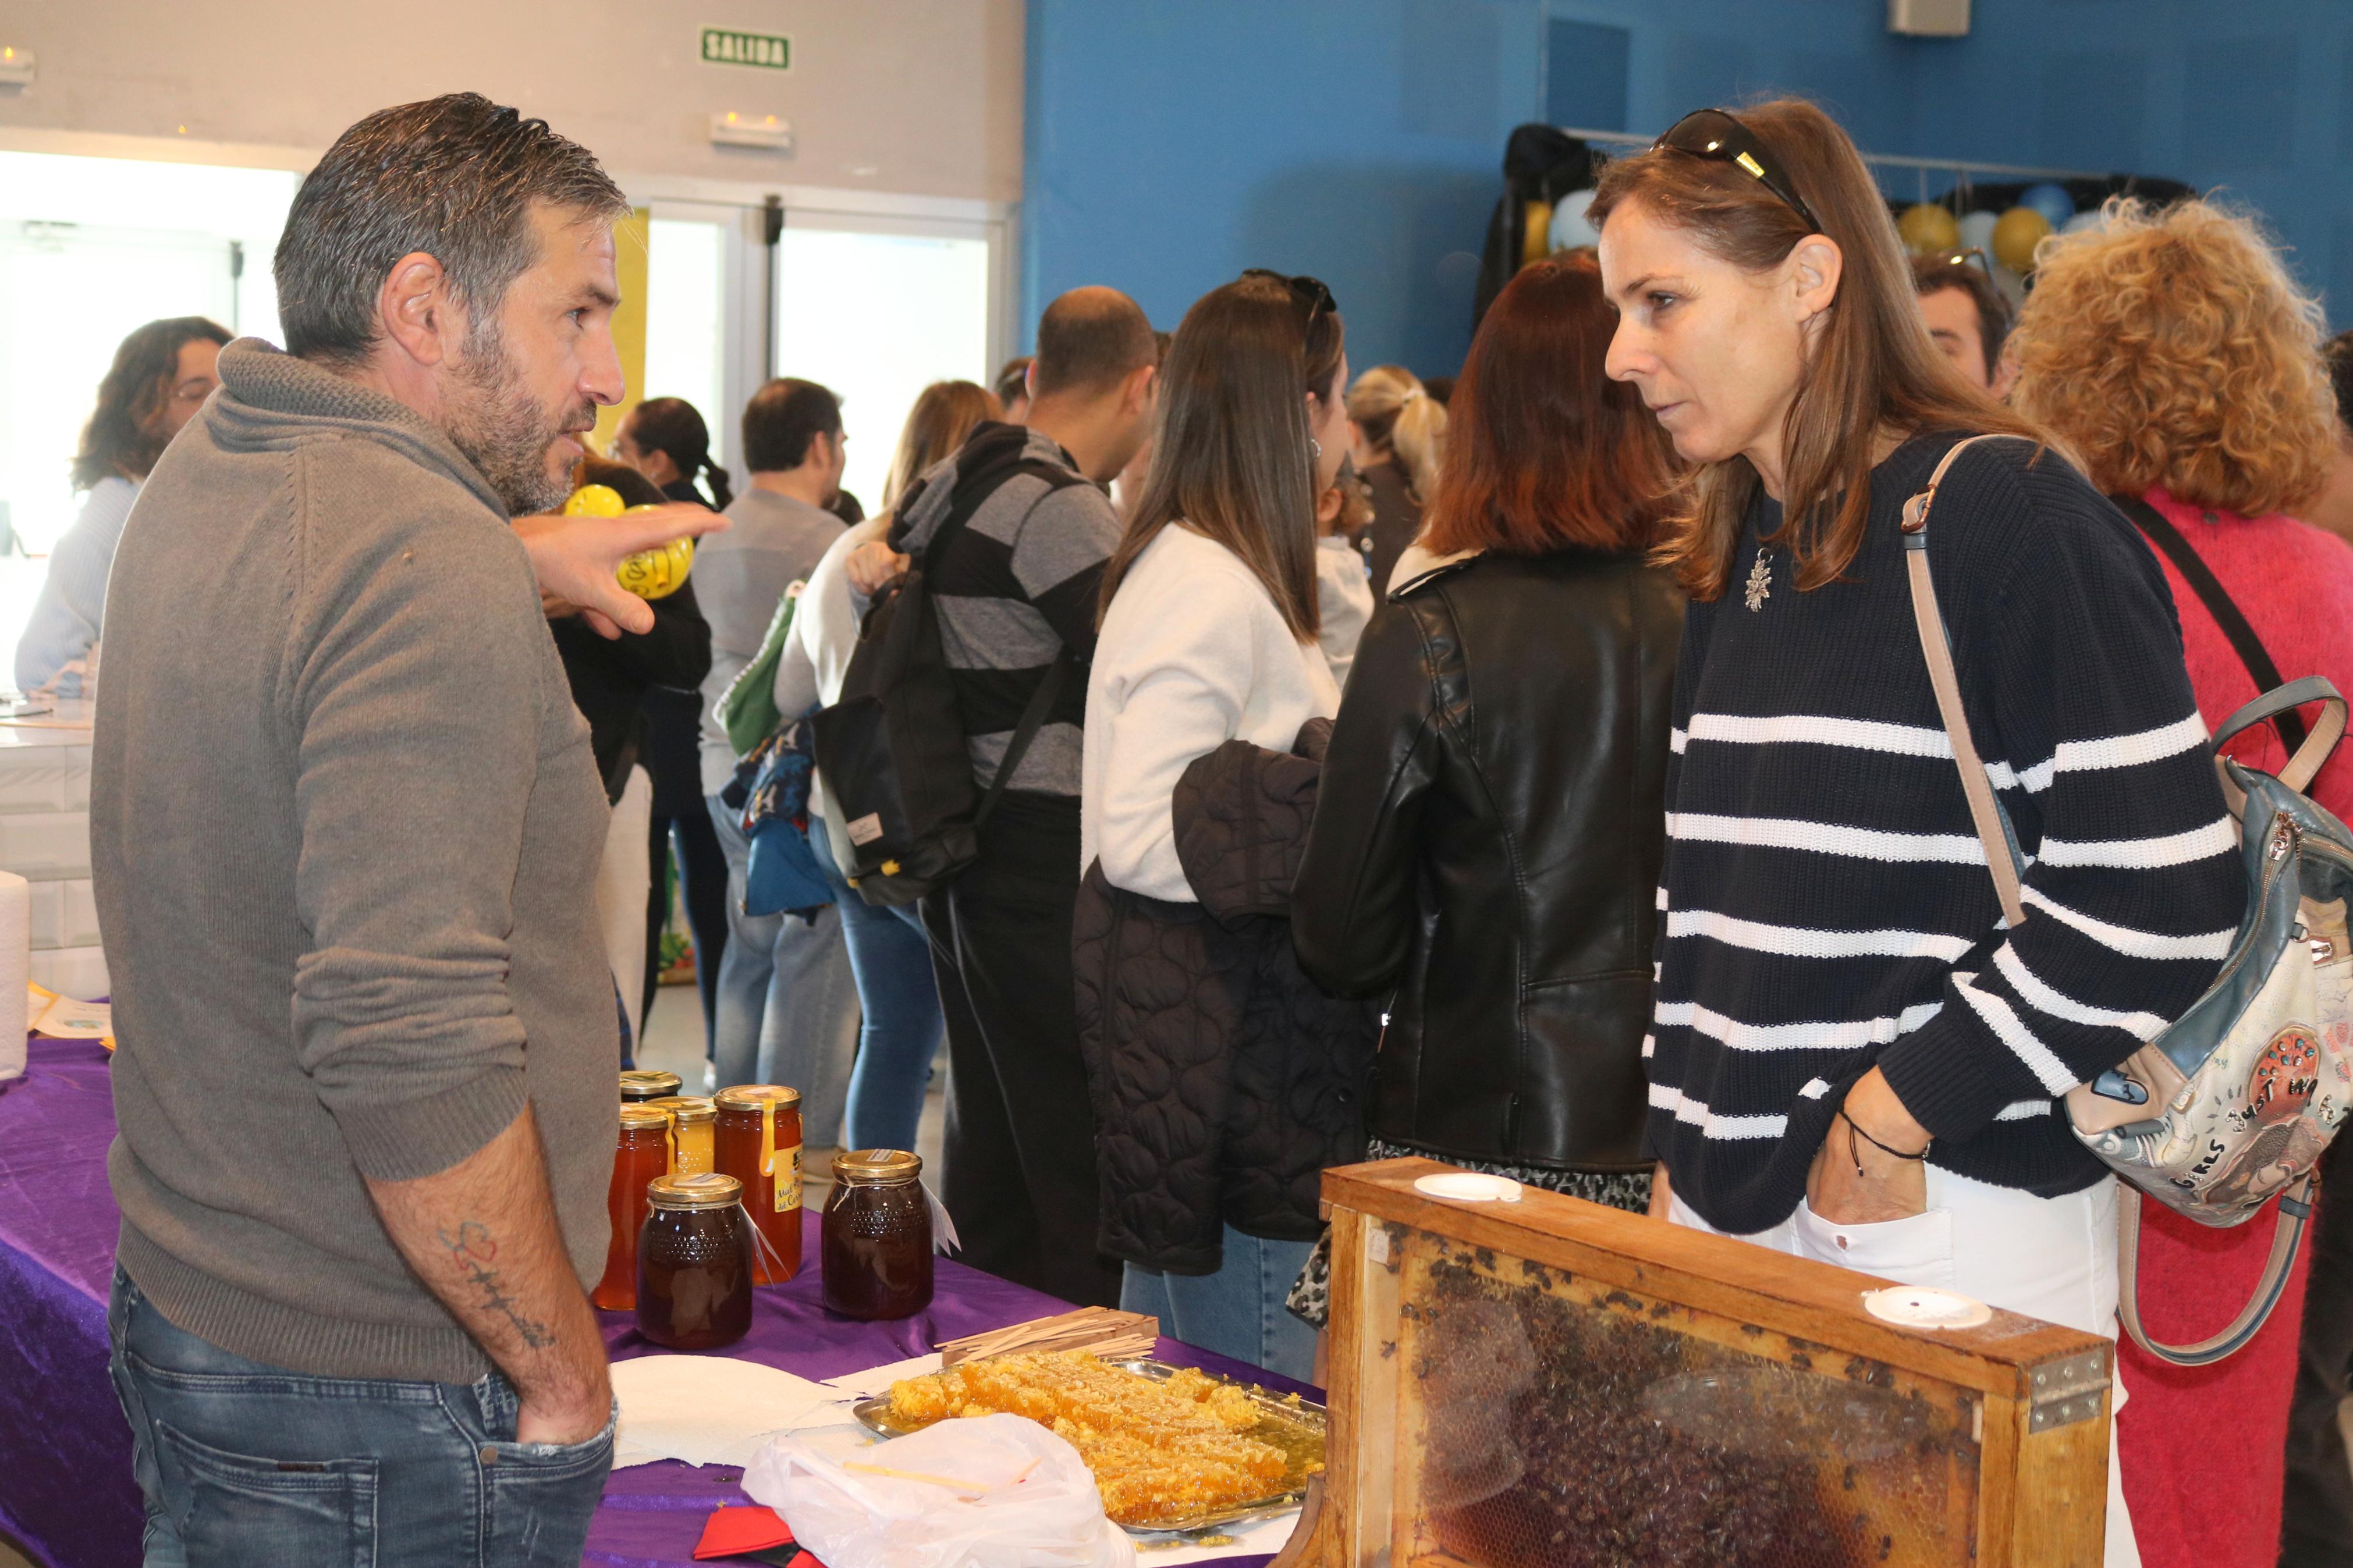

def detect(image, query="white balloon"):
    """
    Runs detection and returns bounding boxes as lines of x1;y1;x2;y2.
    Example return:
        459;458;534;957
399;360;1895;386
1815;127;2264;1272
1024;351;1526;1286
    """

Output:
2062;208;2107;235
1957;209;1998;255
1549;189;1600;254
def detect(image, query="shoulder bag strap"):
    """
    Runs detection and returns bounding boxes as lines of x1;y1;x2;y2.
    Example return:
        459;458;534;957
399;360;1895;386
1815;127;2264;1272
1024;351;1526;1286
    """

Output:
1900;434;2028;929
2116;1176;2316;1366
1911;443;2322;1366
2112;492;2309;755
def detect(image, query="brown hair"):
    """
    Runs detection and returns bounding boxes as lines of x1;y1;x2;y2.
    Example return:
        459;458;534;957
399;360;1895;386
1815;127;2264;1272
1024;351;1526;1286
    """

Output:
882;380;1002;507
1422;254;1679;556
71;316;232;489
1032;286;1156;399
1910;253;2013;386
2009;199;2334;519
1588;99;2043;599
1344;364;1446;501
1096;272;1345;639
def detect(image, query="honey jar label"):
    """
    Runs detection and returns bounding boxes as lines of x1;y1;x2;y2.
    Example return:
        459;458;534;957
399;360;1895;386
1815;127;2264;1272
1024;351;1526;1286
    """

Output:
776;1144;803;1212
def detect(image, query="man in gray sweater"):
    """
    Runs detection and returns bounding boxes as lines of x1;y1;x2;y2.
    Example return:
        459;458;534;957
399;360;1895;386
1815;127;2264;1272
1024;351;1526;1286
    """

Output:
90;94;687;1565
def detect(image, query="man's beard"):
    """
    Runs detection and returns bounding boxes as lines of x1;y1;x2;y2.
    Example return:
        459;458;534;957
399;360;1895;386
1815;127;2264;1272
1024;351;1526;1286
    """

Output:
442;321;591;517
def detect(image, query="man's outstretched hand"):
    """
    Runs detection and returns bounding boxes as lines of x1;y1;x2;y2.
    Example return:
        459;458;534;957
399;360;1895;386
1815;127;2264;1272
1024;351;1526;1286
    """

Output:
516;503;729;638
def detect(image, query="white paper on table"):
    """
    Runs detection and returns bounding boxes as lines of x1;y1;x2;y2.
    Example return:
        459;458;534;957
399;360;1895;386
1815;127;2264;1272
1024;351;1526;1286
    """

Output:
608;1354;844;1470
34;994;111;1039
817;1352;944;1400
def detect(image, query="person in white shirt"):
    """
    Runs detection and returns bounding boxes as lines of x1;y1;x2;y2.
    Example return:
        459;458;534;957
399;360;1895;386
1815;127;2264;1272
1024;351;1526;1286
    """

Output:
777;379;999;1151
1080;269;1351;1379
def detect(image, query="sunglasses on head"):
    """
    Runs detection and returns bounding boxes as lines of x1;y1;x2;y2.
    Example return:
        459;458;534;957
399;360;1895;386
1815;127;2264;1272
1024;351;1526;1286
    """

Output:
1932;247;1994;279
1654;108;1824;236
1242;268;1336;329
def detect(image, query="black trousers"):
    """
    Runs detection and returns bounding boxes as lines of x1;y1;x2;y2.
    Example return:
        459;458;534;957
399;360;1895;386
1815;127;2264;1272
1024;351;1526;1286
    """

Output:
920;801;1122;1309
2284;1134;2353;1566
645;807;730;1050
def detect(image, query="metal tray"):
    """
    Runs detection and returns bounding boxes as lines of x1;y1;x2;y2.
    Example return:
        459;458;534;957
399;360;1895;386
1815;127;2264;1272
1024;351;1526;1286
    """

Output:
850;1357;1328;1538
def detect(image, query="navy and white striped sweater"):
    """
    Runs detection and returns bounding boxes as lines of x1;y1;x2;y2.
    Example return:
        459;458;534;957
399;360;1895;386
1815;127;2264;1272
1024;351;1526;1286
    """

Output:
1647;432;2246;1236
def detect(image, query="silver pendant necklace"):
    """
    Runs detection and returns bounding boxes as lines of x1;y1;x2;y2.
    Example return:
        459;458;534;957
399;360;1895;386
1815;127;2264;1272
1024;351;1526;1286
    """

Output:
1744;546;1773;612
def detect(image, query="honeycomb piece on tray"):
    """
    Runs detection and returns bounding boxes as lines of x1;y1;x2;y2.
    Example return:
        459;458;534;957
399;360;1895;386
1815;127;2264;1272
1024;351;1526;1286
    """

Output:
884;1350;1304;1526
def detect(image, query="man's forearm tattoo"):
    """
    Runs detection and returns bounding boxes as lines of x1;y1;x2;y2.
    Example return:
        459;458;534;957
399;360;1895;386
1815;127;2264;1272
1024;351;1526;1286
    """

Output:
437;1221;555;1349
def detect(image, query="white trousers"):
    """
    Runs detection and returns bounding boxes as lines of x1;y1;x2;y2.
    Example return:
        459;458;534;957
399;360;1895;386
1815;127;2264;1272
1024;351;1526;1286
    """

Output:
591;765;652;1048
1671;1165;2139;1568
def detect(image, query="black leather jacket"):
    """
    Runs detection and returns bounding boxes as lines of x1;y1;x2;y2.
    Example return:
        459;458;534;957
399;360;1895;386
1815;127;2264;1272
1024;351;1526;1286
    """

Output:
1291;546;1684;1171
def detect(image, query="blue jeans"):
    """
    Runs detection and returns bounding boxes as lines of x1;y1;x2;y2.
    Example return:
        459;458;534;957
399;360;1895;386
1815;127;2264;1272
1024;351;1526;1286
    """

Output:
106;1268;613;1567
1121;1225;1318;1384
706;794;859;1146
808;817;943;1151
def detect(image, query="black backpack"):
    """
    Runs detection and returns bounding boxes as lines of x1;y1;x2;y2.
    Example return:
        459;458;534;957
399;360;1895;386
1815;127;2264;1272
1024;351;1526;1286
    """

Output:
812;424;1081;907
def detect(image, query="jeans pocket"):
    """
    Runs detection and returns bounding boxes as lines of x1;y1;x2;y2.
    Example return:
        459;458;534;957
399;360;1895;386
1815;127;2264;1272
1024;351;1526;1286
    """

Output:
154;1418;377;1568
484;1411;613;1568
1790;1200;1958;1289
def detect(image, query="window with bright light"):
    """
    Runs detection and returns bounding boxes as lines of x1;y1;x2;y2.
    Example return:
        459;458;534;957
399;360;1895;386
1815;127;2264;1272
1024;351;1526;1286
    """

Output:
0;152;296;669
643;217;727;467
0;153;294;560
773;224;991;510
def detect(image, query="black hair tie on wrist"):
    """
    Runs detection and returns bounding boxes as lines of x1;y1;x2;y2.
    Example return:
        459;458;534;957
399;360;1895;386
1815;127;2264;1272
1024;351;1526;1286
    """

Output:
1839;1110;1931;1179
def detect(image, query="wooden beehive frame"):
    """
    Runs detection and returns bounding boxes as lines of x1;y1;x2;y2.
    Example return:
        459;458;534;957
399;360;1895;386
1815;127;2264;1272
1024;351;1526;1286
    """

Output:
1297;1158;2113;1568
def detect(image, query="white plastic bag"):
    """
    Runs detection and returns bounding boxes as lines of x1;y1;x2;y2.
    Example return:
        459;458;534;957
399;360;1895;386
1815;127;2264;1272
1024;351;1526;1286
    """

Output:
743;1413;1135;1568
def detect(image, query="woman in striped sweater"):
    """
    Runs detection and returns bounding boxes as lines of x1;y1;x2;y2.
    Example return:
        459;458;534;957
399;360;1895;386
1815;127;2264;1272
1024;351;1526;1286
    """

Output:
1592;101;2244;1567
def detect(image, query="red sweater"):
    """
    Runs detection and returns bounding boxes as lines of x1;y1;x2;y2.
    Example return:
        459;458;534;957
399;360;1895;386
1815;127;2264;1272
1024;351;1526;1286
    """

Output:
2114;488;2349;1568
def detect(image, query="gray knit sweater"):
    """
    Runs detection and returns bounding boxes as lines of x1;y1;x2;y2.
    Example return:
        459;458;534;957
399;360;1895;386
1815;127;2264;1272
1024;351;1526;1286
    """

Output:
92;339;618;1384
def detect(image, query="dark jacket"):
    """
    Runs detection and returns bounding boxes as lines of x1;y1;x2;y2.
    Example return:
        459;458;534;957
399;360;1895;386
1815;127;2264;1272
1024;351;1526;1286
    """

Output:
1073;722;1378;1274
1291;547;1683;1172
552;582;712;803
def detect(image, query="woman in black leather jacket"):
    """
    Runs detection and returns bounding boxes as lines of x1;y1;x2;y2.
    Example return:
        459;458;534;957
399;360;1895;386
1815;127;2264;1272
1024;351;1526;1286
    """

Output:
1292;253;1684;1220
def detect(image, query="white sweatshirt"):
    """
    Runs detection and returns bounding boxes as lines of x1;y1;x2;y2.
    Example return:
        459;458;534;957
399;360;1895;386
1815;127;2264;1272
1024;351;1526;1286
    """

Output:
1082;525;1341;902
1313;534;1375;687
773;514;889;829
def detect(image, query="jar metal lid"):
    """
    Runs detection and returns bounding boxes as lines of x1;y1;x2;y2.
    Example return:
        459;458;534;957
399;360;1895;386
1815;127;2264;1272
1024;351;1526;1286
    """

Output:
643;1095;717;1125
617;1104;670;1130
647;1172;743;1210
715;1084;804;1112
833;1149;922;1185
619;1071;682;1102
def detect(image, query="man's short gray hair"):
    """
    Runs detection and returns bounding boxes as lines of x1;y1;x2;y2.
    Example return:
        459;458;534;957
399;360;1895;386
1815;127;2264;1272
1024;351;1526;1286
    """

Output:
275;93;628;365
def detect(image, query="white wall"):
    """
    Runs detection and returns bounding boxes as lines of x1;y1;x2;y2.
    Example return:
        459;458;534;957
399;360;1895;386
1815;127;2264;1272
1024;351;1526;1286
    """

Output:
0;0;1024;202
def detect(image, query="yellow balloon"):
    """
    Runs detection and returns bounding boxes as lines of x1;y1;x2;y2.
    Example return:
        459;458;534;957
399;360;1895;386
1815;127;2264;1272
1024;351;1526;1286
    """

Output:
562;483;624;517
1992;206;2052;273
1897;204;1960;255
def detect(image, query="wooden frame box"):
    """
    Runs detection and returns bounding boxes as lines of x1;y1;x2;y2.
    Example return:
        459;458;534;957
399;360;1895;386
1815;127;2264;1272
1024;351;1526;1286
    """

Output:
1298;1158;2111;1568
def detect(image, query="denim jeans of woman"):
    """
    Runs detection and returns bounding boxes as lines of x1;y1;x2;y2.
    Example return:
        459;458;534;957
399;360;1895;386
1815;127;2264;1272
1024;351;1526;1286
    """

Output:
1121;1224;1318;1384
107;1268;612;1567
807;816;943;1151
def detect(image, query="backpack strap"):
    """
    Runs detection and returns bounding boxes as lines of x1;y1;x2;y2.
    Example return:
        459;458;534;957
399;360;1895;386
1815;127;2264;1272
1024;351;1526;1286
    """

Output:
2113;492;2310;755
2117;1175;2315;1366
1900;434;2029;929
973;647;1073;830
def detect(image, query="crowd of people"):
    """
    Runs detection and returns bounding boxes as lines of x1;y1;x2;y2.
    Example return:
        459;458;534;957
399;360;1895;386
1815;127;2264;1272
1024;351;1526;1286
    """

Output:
31;87;2353;1566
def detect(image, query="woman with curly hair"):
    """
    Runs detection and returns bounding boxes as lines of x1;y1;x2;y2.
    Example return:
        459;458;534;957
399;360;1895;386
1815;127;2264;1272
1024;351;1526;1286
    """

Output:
2009;197;2352;1568
16;316;230;695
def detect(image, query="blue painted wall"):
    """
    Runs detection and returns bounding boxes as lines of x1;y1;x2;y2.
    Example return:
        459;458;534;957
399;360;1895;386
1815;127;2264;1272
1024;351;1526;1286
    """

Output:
1024;1;2351;375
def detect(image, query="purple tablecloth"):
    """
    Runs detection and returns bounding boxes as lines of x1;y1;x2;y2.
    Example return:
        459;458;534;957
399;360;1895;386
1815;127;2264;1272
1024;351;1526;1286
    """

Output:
0;1038;1310;1567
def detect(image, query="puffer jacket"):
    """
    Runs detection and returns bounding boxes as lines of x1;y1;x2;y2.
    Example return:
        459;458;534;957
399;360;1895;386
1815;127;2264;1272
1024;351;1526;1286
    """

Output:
1291;545;1683;1171
1073;721;1378;1274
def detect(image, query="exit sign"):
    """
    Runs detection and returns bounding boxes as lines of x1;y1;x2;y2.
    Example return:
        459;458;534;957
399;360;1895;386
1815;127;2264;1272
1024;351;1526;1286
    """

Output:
701;27;791;70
